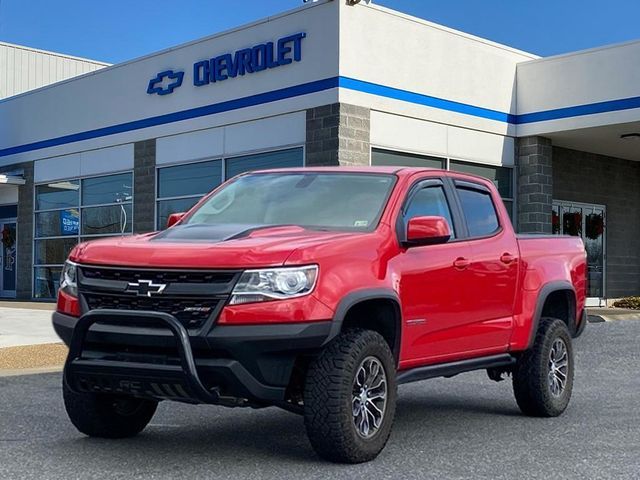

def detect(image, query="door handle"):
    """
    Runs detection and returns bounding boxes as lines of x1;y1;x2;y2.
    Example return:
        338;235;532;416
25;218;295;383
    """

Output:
453;257;471;270
500;253;517;264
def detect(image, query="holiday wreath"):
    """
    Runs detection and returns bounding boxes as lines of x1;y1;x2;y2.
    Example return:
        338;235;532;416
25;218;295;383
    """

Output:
1;226;14;249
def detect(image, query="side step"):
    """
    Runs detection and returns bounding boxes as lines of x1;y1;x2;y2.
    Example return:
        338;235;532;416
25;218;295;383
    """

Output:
396;353;516;385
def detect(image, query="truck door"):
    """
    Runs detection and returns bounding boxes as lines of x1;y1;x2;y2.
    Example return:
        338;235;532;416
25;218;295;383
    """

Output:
394;179;476;366
452;180;519;351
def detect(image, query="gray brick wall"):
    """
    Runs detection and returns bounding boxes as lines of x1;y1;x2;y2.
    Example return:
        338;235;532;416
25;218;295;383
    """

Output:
133;139;156;233
16;162;33;299
516;136;553;233
306;103;370;166
554;146;640;298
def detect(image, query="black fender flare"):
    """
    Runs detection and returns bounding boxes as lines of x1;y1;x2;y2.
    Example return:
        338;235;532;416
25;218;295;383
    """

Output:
325;288;402;360
526;280;577;349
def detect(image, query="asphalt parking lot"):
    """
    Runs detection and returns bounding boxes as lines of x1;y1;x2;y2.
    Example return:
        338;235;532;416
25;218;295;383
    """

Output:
1;320;638;480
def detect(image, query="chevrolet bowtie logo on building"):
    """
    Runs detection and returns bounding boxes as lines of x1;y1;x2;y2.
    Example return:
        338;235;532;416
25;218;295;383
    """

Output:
126;279;167;297
147;70;184;96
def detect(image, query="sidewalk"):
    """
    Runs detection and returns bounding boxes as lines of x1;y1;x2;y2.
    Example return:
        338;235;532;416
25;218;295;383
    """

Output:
0;306;59;348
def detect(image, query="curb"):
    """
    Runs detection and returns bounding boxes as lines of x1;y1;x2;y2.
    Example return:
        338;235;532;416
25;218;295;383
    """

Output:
588;313;640;323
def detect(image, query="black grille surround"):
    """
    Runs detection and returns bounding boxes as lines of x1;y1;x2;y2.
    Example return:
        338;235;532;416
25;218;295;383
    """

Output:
77;265;242;332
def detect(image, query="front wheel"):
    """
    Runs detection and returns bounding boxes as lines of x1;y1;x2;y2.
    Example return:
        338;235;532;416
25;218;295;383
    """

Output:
63;381;158;438
303;329;397;463
512;317;575;417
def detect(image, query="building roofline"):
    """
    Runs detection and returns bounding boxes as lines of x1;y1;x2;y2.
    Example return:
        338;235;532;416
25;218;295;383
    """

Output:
360;2;540;60
0;40;110;66
516;37;640;67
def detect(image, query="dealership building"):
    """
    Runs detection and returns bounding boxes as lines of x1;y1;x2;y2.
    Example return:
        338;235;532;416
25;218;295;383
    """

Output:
0;0;639;305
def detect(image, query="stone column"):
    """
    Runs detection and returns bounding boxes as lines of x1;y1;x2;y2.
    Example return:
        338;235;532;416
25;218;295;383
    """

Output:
305;103;370;166
516;136;553;234
16;162;34;299
133;139;156;233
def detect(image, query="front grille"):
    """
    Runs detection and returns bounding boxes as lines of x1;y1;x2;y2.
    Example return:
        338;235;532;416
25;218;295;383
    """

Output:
83;293;220;328
81;267;236;285
78;266;241;330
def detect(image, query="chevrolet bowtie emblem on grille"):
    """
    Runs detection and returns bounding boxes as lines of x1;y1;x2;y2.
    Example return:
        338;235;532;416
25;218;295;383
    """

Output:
126;279;167;297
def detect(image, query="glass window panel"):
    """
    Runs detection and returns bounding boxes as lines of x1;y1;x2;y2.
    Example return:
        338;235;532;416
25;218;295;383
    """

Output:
34;238;78;265
562;206;583;237
372;148;445;169
80;235;124;244
157;197;201;230
503;200;514;223
552;204;561;235
0;205;17;218
404;186;455;239
450;160;513;199
34;266;62;299
158;160;222;199
35;209;80;238
456;187;500;237
585;208;605;298
82;204;133;235
187;173;395;231
225;148;303;179
82;173;133;206
35;180;79;210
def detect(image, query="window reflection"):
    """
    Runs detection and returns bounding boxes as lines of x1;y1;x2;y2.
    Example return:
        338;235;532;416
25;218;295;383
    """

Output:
34;173;134;299
156;148;303;229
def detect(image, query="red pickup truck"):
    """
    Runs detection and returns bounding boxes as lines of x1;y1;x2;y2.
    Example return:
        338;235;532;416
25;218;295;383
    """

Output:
53;166;587;463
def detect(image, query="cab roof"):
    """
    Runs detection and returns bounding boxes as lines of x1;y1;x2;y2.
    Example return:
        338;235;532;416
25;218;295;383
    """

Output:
251;166;441;177
248;166;498;190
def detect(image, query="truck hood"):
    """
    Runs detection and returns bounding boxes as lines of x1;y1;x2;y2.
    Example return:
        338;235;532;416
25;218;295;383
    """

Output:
70;224;357;269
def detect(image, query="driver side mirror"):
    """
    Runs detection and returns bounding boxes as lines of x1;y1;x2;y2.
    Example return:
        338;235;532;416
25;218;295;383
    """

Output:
166;212;186;229
404;216;451;247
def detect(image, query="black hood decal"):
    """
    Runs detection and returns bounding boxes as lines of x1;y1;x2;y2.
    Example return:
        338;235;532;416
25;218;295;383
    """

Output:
151;223;297;243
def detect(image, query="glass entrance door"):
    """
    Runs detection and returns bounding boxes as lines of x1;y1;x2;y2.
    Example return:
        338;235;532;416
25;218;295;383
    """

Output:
0;221;17;298
552;201;605;306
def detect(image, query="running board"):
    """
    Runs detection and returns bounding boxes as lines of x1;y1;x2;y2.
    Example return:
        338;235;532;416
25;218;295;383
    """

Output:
396;354;516;385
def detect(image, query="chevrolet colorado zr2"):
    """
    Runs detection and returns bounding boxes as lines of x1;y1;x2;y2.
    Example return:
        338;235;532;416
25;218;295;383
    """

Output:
54;167;587;463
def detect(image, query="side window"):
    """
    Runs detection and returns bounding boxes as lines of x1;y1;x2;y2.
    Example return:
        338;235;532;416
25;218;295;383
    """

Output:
404;186;455;239
456;187;500;237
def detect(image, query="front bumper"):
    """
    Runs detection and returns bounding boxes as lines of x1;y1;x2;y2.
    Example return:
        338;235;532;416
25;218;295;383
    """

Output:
54;310;332;406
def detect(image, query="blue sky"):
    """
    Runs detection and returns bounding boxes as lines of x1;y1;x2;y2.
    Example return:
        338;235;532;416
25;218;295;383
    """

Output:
1;0;639;64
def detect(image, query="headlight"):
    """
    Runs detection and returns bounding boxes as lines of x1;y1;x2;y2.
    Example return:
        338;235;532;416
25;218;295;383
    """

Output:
59;261;78;297
229;265;318;305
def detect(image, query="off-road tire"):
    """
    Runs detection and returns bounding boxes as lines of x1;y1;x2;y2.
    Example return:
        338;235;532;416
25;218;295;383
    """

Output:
513;317;574;417
303;329;397;463
63;381;158;438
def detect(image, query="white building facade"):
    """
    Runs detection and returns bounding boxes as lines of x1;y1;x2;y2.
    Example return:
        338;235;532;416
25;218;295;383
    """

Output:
0;0;638;303
0;41;108;298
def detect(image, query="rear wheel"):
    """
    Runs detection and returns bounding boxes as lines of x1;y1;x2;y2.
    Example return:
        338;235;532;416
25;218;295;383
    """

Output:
63;381;158;438
512;317;574;417
303;329;397;463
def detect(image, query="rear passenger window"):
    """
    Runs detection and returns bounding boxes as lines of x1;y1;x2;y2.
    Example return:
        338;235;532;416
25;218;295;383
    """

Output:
404;186;455;239
456;187;500;237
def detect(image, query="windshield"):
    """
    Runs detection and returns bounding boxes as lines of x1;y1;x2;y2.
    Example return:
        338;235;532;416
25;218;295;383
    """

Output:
185;172;396;231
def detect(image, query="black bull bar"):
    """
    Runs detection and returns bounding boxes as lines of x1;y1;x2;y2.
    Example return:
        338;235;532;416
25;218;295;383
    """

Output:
63;310;222;404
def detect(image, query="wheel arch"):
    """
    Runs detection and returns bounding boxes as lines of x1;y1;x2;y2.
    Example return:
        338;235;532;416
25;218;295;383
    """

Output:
326;289;402;364
527;281;577;348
